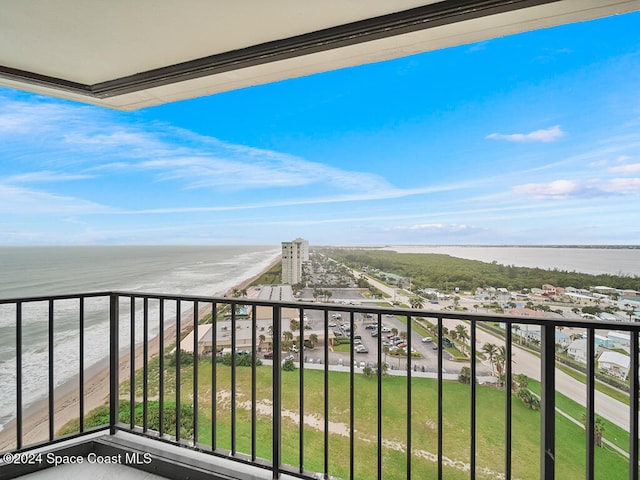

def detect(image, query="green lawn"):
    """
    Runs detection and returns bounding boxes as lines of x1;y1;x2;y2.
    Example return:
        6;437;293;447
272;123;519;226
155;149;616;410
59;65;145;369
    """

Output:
110;359;632;479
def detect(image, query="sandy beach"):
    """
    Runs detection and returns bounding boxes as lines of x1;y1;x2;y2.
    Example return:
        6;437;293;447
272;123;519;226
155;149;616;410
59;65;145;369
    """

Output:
0;255;280;451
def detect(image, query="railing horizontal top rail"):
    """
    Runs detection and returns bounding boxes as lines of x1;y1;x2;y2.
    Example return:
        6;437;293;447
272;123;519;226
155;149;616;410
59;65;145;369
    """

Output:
2;290;639;332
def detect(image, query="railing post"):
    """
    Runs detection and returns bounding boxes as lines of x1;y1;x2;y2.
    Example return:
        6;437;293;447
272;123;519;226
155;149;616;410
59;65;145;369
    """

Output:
48;299;54;441
109;293;119;435
630;330;639;480
540;324;555;480
272;305;282;479
16;301;22;450
586;328;595;480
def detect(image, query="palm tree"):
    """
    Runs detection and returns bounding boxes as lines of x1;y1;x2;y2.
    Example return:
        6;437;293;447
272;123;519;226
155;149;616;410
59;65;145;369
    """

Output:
289;319;300;332
482;343;498;374
258;334;266;350
410;296;424;309
391;327;398;337
581;414;605;447
512;324;521;344
309;333;318;348
454;324;469;354
493;345;507;385
282;330;294;352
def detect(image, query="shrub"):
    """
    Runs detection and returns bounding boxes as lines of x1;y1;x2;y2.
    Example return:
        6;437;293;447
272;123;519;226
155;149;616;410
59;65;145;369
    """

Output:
57;400;193;439
166;349;194;367
282;358;296;371
458;366;472;384
216;353;262;367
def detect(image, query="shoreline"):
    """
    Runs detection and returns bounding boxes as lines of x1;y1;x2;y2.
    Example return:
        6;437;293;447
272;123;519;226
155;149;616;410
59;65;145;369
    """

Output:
0;254;281;451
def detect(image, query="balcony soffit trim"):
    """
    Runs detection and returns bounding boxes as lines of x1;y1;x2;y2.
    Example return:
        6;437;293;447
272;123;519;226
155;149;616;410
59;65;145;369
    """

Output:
0;0;559;101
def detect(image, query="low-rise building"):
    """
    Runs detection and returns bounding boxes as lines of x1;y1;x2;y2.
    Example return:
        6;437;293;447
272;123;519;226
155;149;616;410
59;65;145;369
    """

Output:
608;331;631;346
598;351;631;380
567;338;588;363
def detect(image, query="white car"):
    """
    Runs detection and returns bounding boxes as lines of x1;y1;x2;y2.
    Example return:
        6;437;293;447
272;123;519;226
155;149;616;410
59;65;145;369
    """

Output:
421;337;433;343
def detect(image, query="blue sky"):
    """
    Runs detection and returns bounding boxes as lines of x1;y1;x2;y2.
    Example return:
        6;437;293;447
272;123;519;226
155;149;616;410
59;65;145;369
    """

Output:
1;12;640;246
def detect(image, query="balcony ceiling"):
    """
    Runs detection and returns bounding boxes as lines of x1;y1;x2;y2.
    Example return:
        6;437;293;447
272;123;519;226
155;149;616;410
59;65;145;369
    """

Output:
1;0;639;111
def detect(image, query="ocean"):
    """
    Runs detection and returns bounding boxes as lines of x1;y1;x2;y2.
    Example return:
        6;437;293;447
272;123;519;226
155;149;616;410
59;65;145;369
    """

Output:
384;245;640;277
0;245;280;428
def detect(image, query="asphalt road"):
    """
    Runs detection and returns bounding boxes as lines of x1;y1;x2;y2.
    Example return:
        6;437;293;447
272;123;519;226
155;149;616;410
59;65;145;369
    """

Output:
356;271;631;431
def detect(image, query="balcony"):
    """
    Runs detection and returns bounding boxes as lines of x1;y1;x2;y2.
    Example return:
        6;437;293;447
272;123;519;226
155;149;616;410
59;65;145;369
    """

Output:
0;292;638;479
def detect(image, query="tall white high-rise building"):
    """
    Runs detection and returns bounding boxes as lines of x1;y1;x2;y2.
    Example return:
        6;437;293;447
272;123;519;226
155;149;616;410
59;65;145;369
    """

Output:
281;237;308;284
293;237;309;262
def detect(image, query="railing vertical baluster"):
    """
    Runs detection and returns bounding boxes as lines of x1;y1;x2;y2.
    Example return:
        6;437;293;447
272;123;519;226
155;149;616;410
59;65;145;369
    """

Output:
143;297;148;433
48;299;54;441
470;320;476;480
110;294;119;435
130;297;135;430
377;313;382;480
299;307;305;473
16;301;22;450
630;330;639;480
272;305;282;479
231;302;236;455
407;315;412;480
349;311;355;480
506;322;513;480
159;298;165;437
79;297;85;433
251;304;257;462
437;316;443;480
586;327;595;480
175;299;181;442
541;324;556;480
323;309;330;479
193;300;199;445
211;302;217;451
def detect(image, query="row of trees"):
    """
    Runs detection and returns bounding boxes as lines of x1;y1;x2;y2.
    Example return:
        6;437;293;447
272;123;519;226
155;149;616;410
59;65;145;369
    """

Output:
259;323;319;352
323;248;640;292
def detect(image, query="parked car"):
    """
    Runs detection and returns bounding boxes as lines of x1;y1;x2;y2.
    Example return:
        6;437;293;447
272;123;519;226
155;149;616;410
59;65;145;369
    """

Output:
421;337;433;343
371;331;378;337
359;361;366;368
263;351;273;359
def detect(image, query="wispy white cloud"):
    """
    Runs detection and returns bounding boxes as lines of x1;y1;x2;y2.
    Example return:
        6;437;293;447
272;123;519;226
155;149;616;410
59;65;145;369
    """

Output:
387;223;474;233
0;97;81;135
0;184;114;214
486;125;565;143
603;178;640;194
513;178;640;199
111;183;466;215
5;171;96;183
138;154;389;191
609;163;640;173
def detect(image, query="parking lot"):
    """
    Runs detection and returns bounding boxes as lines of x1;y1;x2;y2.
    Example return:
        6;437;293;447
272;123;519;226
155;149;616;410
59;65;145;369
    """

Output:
295;308;487;375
